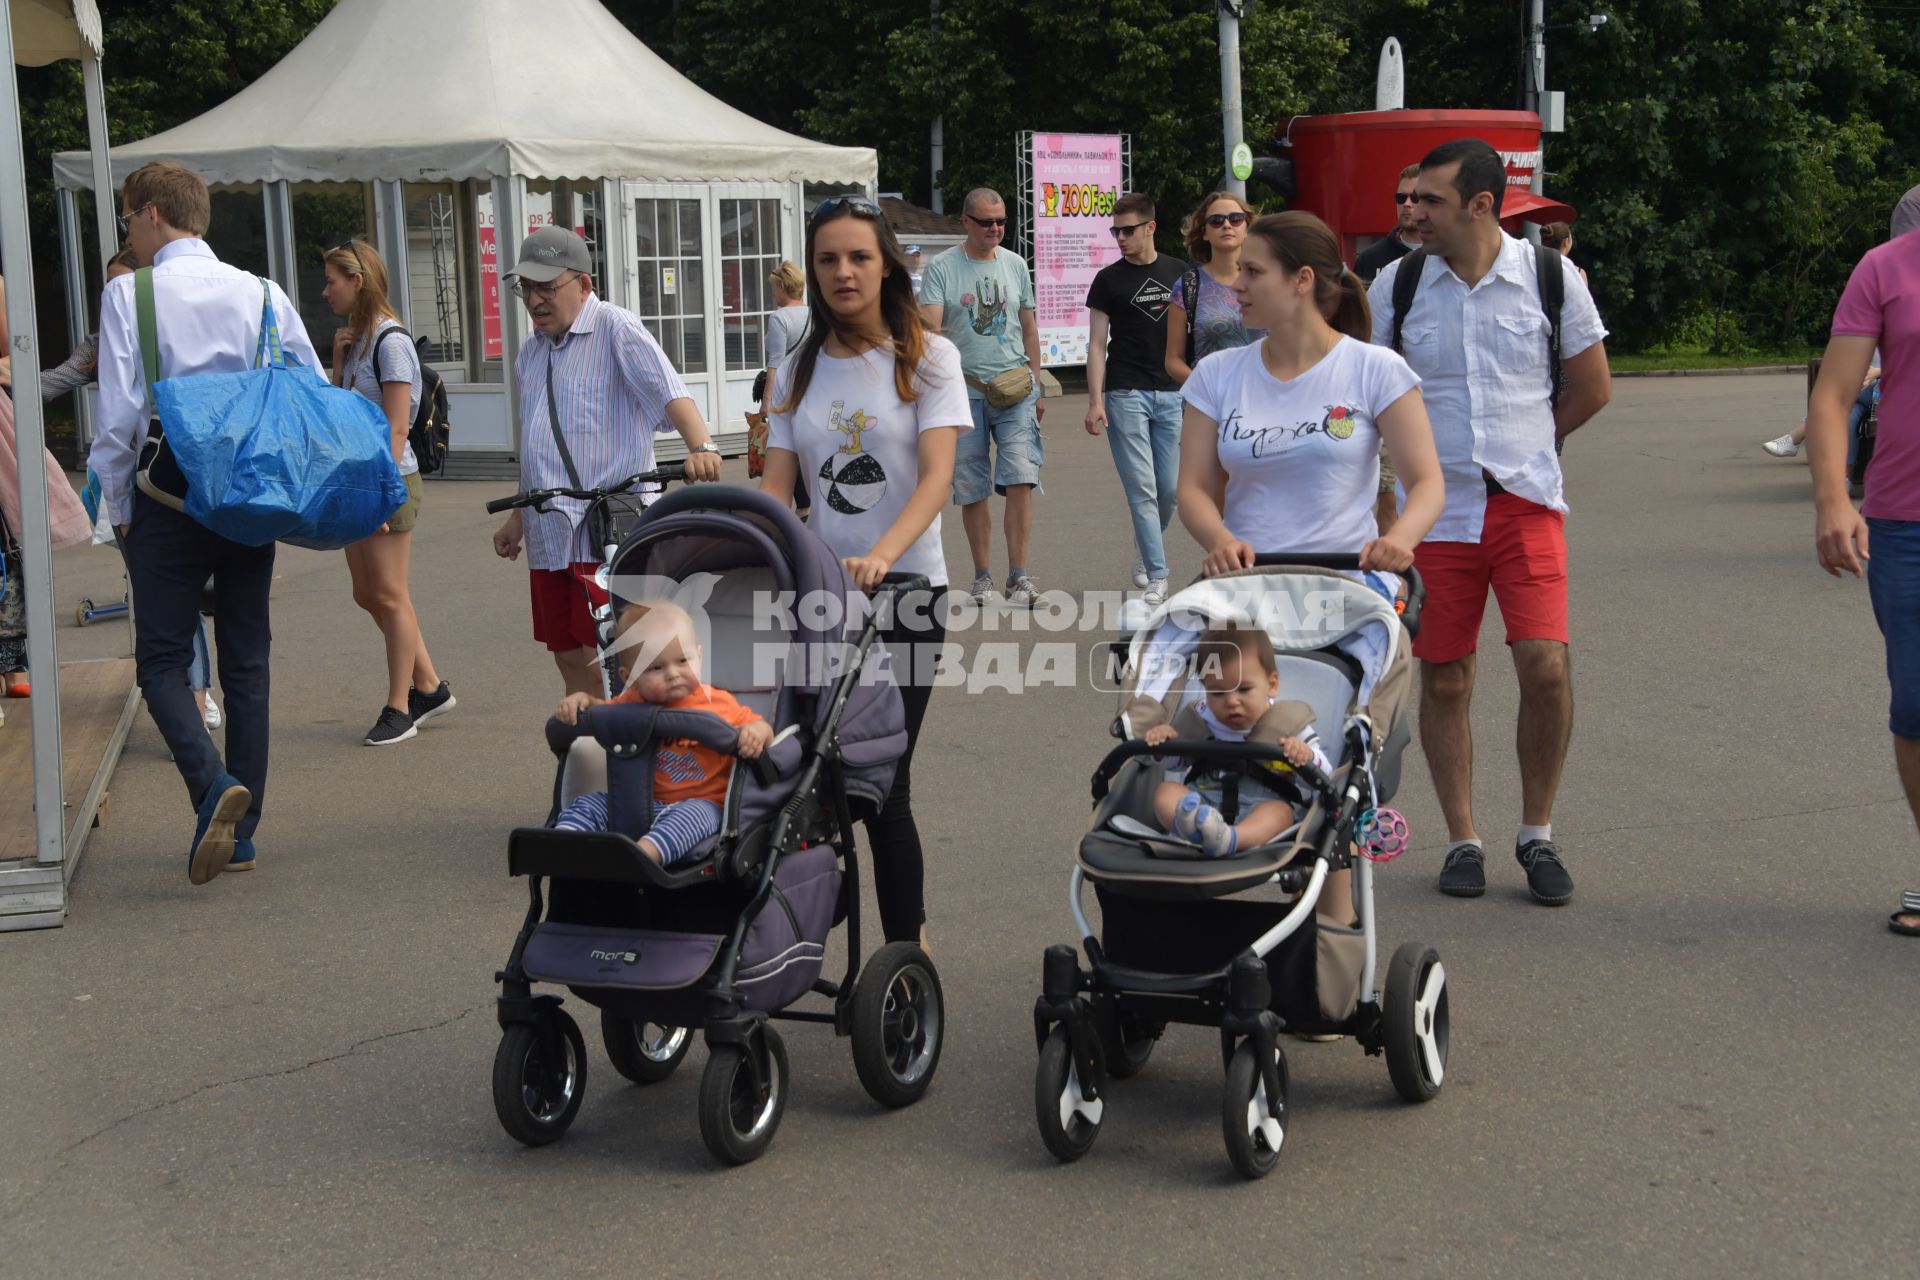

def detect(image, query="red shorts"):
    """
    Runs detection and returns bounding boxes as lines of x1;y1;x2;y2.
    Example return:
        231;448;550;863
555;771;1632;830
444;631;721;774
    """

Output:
529;563;607;653
1412;493;1569;664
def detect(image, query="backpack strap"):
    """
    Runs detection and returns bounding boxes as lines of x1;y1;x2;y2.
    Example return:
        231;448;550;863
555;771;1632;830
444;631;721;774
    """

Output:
1536;244;1565;408
133;267;160;407
1181;265;1201;366
1389;248;1426;355
367;324;412;384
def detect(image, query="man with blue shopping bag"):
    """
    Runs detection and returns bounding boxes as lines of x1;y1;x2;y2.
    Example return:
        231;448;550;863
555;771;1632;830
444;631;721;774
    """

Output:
91;161;321;886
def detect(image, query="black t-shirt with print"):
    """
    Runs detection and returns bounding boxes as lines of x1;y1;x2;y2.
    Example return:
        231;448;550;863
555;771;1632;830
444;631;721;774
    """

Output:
1085;254;1189;392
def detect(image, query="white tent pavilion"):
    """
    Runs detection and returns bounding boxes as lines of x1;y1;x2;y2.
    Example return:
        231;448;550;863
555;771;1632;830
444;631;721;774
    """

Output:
2;0;135;931
51;0;877;470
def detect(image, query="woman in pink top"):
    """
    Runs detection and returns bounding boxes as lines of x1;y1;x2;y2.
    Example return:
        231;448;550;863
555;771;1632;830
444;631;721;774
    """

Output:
1810;185;1920;936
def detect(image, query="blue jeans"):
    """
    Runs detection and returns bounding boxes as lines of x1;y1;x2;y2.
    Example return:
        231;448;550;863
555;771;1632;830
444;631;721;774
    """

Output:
1867;518;1920;739
188;618;212;693
1103;389;1183;580
954;387;1044;504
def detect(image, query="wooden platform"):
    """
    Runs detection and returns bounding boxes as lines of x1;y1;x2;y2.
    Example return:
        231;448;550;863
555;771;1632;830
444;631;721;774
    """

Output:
0;658;138;864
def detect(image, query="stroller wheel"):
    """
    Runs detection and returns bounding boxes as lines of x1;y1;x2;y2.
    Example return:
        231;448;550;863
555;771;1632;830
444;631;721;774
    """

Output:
1094;1002;1160;1080
1221;1040;1289;1180
1383;942;1449;1103
75;600;94;627
601;1012;691;1085
851;941;945;1108
1034;1026;1103;1162
698;1024;788;1166
491;1009;587;1147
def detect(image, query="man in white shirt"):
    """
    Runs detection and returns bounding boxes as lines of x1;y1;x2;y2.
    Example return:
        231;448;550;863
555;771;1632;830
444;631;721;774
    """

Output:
1368;139;1612;906
92;161;320;886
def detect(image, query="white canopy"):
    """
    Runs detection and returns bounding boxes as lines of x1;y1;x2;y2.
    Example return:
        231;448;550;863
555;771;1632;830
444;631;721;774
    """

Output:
11;0;100;67
53;0;874;190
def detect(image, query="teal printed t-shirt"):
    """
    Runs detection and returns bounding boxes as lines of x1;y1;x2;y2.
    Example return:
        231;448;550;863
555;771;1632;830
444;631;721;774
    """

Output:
919;245;1036;394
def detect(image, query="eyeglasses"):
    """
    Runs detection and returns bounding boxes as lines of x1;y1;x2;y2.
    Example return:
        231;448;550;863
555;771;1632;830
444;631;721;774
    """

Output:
510;271;580;300
1109;222;1151;238
1204;211;1249;228
116;202;154;239
965;214;1008;228
811;195;882;225
1393;192;1418;204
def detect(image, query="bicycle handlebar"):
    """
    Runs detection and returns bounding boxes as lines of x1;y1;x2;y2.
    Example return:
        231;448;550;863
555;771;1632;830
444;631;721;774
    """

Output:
485;462;688;515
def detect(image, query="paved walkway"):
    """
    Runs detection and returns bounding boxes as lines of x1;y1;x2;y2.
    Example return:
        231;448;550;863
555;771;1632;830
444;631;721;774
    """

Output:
4;374;1915;1277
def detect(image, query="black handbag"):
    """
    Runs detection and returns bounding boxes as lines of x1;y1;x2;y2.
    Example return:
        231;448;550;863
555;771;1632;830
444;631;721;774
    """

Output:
132;267;191;512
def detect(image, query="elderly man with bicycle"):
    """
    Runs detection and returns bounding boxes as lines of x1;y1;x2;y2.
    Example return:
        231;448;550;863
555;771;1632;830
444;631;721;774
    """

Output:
492;226;723;694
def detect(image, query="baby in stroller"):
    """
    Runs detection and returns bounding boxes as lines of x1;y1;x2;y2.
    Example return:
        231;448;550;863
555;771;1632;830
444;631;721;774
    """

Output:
551;599;772;865
1127;625;1333;859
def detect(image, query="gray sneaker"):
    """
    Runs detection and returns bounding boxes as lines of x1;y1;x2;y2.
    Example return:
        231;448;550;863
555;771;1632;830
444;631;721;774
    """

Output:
969;571;996;604
1130;558;1150;589
1007;574;1041;608
1143;578;1169;607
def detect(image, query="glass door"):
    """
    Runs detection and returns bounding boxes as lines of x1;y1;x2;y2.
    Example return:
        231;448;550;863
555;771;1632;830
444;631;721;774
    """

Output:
624;182;715;428
714;185;794;432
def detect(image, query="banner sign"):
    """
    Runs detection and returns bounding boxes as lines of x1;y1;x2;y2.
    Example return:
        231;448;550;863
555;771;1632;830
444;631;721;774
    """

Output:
1029;132;1124;366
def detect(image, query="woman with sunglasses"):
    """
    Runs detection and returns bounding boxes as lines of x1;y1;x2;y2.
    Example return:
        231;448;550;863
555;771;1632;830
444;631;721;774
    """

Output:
761;196;971;954
1163;192;1265;387
322;239;455;746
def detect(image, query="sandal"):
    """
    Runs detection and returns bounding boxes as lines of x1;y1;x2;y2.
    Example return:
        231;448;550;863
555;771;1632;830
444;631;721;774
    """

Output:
2;671;28;698
1888;890;1920;937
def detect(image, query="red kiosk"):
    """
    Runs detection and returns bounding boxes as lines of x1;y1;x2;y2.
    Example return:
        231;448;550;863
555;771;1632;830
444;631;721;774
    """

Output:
1282;109;1576;264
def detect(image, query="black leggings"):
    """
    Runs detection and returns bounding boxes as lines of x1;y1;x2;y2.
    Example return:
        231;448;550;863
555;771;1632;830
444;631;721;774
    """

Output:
852;590;947;944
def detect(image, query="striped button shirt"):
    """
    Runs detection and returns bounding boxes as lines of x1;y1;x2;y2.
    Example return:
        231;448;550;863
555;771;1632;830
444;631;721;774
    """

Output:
513;292;692;570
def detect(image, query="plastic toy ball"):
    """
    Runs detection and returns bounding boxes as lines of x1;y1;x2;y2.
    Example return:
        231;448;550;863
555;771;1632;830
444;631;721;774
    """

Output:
1358;807;1410;862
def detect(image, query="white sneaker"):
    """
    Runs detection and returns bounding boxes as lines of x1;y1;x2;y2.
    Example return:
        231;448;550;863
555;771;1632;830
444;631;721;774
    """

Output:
1143;578;1169;607
1762;433;1800;458
1007;574;1041;608
202;695;222;730
1130;558;1150;589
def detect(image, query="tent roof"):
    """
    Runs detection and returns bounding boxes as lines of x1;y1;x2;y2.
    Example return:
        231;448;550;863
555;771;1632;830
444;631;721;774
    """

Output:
11;0;102;66
53;0;873;190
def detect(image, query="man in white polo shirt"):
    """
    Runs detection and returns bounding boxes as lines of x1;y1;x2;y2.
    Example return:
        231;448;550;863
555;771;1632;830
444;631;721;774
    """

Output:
1370;139;1612;906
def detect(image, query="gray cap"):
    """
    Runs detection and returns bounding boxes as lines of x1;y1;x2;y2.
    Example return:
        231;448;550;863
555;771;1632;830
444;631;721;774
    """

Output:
504;225;592;283
1893;184;1920;239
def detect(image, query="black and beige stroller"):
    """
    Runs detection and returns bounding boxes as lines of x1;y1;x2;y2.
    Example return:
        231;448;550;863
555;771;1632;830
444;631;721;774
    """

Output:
489;486;944;1166
1032;554;1450;1179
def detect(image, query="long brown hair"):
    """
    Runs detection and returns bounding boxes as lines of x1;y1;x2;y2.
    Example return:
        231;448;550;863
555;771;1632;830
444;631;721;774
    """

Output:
1183;190;1255;264
323;238;397;346
776;200;931;411
1245;211;1372;342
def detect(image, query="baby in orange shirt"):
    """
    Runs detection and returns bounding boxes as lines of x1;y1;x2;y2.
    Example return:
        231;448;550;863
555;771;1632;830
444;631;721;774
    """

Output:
553;599;772;865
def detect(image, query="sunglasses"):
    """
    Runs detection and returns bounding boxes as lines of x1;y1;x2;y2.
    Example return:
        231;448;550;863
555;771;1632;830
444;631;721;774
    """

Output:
1393;192;1419;204
510;270;580;300
1204;211;1249;228
1109;222;1151;238
965;214;1008;228
811;195;883;225
116;202;154;239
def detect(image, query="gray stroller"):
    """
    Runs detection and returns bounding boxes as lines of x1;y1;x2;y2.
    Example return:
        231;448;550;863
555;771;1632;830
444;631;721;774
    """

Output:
490;486;944;1166
1033;554;1450;1178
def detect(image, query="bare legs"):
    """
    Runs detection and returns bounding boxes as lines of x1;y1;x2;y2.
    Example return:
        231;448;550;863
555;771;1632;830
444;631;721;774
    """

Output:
1895;734;1920;930
345;530;439;712
1420;641;1574;842
962;483;1036;576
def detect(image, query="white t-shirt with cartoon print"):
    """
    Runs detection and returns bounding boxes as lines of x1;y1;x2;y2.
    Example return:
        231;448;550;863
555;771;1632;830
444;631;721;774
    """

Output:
1181;336;1420;556
768;335;972;587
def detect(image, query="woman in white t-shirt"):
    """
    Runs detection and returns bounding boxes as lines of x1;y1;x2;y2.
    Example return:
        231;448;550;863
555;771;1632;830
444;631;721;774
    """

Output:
762;197;971;955
322;240;454;747
1179;210;1444;581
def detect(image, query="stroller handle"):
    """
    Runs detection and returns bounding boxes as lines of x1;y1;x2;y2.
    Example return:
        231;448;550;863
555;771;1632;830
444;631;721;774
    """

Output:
1247;552;1425;639
877;572;931;596
1090;737;1337;807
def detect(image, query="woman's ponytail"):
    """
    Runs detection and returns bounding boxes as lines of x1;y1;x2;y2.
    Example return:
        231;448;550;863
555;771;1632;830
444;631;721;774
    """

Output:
1247;212;1373;342
1330;265;1372;342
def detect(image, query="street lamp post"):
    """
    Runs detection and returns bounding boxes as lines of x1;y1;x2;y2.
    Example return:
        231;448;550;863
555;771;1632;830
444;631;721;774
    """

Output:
1218;0;1247;199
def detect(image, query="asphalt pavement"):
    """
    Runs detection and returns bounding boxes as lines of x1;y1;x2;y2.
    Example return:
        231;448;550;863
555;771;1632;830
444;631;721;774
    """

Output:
4;372;1916;1278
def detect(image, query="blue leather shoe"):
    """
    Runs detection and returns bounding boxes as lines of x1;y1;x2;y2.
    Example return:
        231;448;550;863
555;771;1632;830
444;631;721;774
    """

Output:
189;774;250;886
227;837;256;873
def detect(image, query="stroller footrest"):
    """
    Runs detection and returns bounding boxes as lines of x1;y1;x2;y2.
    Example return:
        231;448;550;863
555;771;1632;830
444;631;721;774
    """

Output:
1091;959;1229;996
508;827;718;888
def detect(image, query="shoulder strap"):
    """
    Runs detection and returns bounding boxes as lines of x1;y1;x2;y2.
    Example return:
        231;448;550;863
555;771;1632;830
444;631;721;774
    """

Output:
545;345;584;490
1181;265;1201;364
134;268;160;403
1536;245;1565;408
1390;248;1426;355
254;280;284;369
369;324;412;383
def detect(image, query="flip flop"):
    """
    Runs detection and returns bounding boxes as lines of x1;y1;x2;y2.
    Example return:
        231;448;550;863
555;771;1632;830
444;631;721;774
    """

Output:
1888;891;1920;937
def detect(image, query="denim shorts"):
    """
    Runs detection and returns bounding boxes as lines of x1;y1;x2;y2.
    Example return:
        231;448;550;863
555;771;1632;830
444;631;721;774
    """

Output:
1867;518;1920;738
953;387;1044;504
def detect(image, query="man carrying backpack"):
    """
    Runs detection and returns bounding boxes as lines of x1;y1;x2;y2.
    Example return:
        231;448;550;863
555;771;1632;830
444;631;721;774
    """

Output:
92;161;320;885
1368;139;1612;906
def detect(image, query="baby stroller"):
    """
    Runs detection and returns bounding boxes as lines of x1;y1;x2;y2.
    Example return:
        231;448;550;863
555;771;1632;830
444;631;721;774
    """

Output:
1032;554;1450;1179
489;485;945;1166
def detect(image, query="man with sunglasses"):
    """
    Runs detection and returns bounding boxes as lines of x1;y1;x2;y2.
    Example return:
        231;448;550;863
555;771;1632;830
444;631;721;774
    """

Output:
1083;192;1188;604
920;187;1047;606
492;226;722;696
1354;164;1424;284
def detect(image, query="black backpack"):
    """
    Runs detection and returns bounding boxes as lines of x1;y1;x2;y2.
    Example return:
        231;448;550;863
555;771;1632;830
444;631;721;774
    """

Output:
1388;245;1566;407
371;326;452;474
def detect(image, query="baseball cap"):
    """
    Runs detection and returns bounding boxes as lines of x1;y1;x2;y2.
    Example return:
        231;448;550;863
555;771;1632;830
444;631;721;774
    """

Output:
1893;183;1920;239
504;225;592;283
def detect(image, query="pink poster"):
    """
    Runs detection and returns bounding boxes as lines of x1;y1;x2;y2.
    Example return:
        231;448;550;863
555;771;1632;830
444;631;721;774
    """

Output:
478;202;502;361
1030;132;1125;366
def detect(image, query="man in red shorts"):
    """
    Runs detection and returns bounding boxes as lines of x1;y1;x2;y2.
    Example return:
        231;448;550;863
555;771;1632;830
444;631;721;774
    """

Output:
1370;140;1613;904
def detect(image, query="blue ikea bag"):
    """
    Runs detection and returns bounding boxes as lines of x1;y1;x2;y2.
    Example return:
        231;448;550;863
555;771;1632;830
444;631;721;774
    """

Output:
140;274;405;550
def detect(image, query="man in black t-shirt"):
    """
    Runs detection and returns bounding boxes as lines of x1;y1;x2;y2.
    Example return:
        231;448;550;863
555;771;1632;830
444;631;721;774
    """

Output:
1353;163;1423;282
1085;192;1189;603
